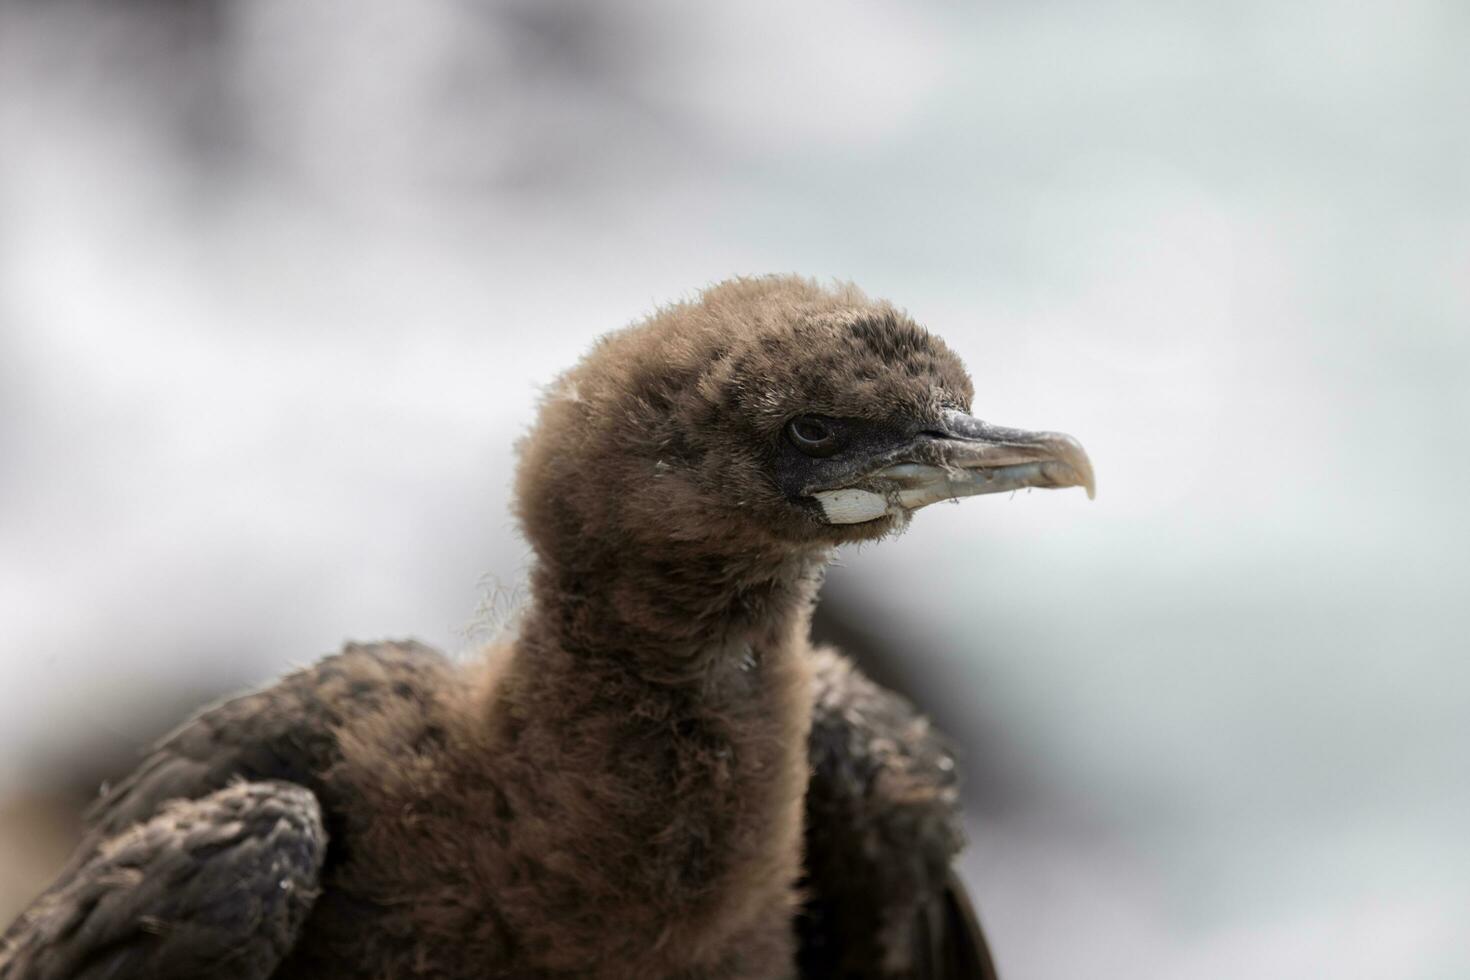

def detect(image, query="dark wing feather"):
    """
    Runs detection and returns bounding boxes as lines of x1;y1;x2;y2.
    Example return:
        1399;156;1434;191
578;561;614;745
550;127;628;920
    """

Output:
83;639;448;845
915;869;998;980
3;640;451;979
800;646;999;979
0;781;324;980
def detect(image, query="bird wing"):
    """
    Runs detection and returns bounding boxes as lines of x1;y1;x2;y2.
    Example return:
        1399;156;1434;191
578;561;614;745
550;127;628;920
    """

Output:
0;781;325;980
3;640;452;979
916;868;999;980
799;646;999;979
82;639;448;844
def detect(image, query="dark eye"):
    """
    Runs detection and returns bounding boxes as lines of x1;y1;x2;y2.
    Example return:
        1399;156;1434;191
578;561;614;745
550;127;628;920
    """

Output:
786;415;842;458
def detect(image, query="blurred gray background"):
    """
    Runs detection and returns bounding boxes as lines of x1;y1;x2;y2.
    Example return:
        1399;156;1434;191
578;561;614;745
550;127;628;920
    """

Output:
2;1;1467;977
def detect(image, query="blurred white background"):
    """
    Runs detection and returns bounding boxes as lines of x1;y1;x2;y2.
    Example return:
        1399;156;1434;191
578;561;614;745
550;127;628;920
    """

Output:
2;1;1467;977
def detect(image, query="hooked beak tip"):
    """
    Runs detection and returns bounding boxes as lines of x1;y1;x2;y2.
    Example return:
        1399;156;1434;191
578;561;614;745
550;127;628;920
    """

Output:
1050;433;1096;500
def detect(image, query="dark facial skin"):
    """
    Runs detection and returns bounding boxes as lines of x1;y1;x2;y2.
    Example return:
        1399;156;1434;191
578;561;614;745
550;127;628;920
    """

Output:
770;414;937;536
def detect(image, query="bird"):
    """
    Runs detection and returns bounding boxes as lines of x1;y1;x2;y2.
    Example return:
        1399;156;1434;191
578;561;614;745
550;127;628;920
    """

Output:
0;275;1093;980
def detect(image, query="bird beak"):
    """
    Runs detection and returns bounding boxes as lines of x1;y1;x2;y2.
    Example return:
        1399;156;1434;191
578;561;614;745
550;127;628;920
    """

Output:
813;410;1095;525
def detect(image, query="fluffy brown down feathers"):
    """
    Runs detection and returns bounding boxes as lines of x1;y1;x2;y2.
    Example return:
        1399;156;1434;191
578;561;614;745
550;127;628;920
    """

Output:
2;275;986;980
296;276;978;977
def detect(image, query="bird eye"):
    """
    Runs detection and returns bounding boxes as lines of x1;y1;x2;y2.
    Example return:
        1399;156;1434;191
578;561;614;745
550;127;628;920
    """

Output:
786;415;842;458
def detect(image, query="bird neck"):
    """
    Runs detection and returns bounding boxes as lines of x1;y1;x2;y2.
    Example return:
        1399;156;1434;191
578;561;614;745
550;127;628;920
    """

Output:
481;544;827;956
522;541;830;674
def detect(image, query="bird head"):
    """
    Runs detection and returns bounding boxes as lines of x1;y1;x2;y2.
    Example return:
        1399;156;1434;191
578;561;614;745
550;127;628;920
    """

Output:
516;276;1093;569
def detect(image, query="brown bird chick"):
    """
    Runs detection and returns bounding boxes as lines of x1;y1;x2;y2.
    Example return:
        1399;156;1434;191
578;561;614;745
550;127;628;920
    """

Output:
0;275;1093;980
